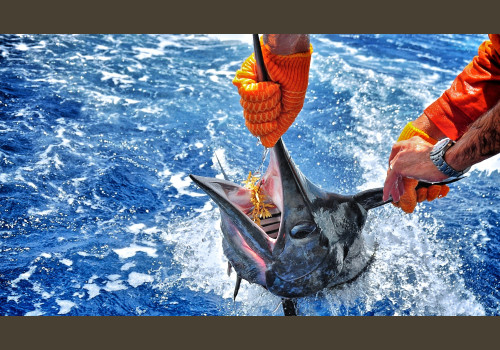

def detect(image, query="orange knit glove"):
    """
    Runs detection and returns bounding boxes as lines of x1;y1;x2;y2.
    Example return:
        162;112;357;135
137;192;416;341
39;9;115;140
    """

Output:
392;122;450;213
233;39;313;148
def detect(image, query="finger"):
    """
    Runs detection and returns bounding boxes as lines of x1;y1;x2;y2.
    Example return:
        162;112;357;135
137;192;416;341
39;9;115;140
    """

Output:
391;178;401;203
259;112;298;147
399;178;418;213
397;175;405;198
427;185;441;201
239;83;281;105
403;178;419;192
245;120;277;137
388;141;405;164
383;169;399;201
400;198;417;213
438;185;450;198
416;187;428;202
244;103;281;123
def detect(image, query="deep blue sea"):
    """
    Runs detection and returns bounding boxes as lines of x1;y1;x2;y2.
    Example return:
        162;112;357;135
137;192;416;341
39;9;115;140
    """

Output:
0;34;498;316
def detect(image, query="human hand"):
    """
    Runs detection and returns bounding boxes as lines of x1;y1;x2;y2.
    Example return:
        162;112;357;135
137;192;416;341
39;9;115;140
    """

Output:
383;136;450;212
233;36;312;148
233;54;282;145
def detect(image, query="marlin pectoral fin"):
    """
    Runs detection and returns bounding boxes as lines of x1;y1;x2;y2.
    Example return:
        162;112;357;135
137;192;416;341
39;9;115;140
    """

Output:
354;176;466;210
233;275;242;301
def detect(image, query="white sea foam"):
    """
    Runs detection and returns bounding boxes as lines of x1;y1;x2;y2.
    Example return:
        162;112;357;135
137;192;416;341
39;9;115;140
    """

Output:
158;167;172;179
107;274;121;281
128;272;154;287
124;98;140;106
104;280;128;292
354;54;374;62
139;106;162;114
156;36;185;49
56;299;76;314
203;68;235;83
317;37;358;55
133;47;164;60
113;244;158;259
170;172;205;198
175;84;194;93
471;154;500;176
207;34;253;45
88;275;98;283
144;227;160;235
127;223;145;234
7;295;20;303
101;71;134;85
193;200;213;213
14;43;30;51
83;283;101;299
89;91;121;105
14;174;38;191
25;303;44;316
32;77;68;84
11;266;37;288
121;262;136;271
60;259;73;266
25;310;44;316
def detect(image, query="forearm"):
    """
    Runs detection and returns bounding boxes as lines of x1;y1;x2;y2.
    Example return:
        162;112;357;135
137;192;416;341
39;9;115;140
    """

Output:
412;113;447;140
263;34;310;55
444;99;500;171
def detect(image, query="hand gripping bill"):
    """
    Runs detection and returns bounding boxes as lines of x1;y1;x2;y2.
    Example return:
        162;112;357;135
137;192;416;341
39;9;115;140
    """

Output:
393;122;450;213
233;39;313;148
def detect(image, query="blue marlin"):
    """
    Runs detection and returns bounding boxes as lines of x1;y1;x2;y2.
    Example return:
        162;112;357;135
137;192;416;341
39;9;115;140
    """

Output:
189;138;459;315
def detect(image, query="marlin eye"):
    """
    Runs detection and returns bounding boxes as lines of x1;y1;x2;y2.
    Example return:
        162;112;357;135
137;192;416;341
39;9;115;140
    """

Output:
290;223;317;239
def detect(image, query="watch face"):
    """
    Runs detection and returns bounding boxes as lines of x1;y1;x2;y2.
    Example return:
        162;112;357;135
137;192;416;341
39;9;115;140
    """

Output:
432;138;450;156
438;138;450;148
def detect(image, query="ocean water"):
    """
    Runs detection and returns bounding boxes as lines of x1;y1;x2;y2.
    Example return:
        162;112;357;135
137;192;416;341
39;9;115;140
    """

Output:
0;34;498;316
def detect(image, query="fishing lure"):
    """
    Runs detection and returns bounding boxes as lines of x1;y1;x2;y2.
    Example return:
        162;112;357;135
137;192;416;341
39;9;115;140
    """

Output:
242;171;273;226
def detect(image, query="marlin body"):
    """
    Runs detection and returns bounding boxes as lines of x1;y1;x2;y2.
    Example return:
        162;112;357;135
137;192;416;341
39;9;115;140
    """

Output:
190;138;459;309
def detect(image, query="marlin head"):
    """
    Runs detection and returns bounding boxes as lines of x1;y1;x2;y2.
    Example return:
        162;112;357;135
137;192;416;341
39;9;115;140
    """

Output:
190;138;377;298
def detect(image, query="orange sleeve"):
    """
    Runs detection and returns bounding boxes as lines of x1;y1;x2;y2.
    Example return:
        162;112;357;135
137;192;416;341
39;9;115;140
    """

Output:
424;34;500;140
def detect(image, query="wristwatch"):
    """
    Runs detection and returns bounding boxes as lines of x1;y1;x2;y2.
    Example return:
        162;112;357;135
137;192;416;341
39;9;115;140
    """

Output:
430;138;470;178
